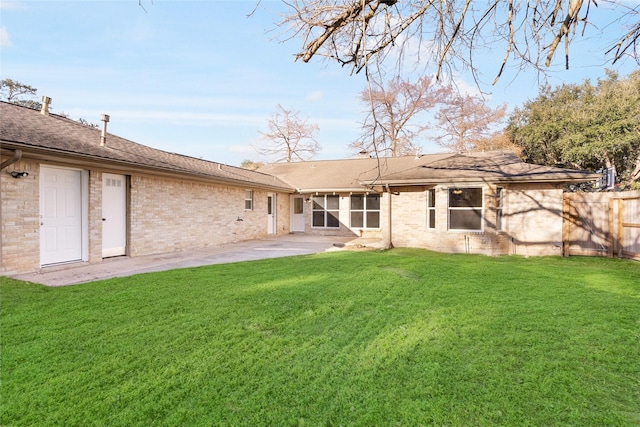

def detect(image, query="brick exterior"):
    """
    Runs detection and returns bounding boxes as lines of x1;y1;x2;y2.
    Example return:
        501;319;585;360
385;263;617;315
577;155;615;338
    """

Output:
387;183;564;256
0;160;40;275
0;157;572;276
128;174;288;257
506;183;565;256
391;185;510;256
88;169;103;263
0;157;290;275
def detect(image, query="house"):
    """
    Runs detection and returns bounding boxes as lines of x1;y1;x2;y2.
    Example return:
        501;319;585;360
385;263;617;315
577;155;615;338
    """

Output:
1;101;599;276
0;101;293;275
259;153;600;256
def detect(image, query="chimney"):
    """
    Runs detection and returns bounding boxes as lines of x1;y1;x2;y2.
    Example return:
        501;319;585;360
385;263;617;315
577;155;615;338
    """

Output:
100;114;110;146
40;96;51;116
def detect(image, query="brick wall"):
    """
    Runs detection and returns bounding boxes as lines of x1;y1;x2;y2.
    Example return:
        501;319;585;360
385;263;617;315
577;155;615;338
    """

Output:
128;174;290;257
391;186;509;256
391;183;564;256
0;160;39;275
0;155;574;275
506;183;564;256
1;157;291;274
88;170;103;263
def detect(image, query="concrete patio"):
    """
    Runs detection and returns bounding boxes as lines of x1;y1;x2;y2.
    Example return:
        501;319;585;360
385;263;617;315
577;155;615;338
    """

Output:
8;235;360;287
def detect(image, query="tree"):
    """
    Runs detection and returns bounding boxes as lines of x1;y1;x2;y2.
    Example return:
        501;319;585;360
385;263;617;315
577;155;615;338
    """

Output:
256;104;321;162
240;160;264;170
352;75;451;157
278;1;639;84
0;78;40;110
508;70;640;186
434;94;507;153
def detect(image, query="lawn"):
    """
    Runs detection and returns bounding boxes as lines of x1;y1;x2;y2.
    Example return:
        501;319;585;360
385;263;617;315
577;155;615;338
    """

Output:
1;249;639;426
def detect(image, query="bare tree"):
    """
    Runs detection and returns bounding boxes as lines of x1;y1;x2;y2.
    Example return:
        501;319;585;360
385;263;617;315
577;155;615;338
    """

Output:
256;104;321;162
352;75;451;157
0;78;40;109
240;159;265;170
434;94;507;153
278;1;640;84
474;131;523;156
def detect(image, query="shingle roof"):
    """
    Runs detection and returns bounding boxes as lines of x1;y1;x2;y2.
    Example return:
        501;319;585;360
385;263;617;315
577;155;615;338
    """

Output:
1;101;600;193
258;150;600;191
0;102;292;191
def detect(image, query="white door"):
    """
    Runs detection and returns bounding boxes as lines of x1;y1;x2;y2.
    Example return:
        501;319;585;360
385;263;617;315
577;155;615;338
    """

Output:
40;167;83;265
102;173;127;258
267;194;276;234
291;196;305;232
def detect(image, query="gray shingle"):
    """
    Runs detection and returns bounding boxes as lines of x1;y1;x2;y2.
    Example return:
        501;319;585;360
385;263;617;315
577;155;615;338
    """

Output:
0;102;292;191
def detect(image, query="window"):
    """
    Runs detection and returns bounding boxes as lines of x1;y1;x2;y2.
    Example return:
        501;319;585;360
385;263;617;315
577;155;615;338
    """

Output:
427;189;436;229
293;197;304;215
496;187;504;231
448;187;483;231
350;194;380;228
312;195;340;228
244;190;253;210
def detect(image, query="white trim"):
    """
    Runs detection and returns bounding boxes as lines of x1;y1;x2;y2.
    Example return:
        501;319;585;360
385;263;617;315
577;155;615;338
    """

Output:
244;189;254;211
311;194;340;228
426;189;436;230
39;165;89;266
447;187;484;232
290;195;305;233
349;193;381;229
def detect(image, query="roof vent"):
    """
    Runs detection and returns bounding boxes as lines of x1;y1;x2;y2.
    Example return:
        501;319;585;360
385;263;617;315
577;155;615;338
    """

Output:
40;96;51;116
100;114;110;146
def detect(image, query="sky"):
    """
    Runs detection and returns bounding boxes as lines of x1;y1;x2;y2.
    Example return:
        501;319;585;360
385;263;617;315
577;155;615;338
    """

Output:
1;0;638;167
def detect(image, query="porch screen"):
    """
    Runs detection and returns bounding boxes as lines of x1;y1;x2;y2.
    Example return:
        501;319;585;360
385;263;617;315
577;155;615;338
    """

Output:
312;195;340;228
350;194;380;228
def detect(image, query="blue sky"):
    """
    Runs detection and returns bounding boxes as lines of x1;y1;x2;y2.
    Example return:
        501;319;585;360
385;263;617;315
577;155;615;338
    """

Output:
1;1;637;166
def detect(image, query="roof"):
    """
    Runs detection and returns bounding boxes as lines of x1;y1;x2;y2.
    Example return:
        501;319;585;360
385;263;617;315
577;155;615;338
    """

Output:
0;102;292;192
1;101;600;194
258;150;601;192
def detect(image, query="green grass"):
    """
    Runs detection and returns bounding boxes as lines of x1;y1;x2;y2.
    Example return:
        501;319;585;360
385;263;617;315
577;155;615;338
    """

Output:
2;249;639;426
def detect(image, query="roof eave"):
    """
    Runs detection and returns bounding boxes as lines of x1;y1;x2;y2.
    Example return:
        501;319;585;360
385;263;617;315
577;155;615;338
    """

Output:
1;142;294;192
295;187;369;194
362;174;601;186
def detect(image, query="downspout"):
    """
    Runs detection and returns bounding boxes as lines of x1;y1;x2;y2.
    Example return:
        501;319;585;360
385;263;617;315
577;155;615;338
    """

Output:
0;149;22;171
385;184;394;249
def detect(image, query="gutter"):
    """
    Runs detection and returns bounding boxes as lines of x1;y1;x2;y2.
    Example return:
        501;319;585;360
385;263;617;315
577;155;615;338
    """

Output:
361;174;602;187
295;187;370;194
0;142;293;193
384;184;393;249
0;149;22;171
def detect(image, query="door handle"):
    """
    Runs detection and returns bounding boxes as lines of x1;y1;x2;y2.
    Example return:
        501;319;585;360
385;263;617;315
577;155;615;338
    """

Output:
102;218;106;221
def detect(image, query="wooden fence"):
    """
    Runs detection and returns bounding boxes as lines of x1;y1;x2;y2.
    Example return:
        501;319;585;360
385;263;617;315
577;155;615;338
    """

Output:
563;190;640;261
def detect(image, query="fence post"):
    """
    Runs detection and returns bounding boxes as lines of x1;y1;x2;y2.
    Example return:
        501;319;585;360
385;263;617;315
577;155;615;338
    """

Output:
617;199;624;258
562;196;571;257
608;198;615;258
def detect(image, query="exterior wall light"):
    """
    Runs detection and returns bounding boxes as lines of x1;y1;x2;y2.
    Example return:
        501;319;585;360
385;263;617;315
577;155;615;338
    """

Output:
10;171;29;178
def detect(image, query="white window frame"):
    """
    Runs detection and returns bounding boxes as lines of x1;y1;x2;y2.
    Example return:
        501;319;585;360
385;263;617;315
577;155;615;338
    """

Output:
244;190;253;211
496;187;505;231
426;189;436;230
448;187;484;232
312;195;340;228
350;194;381;229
